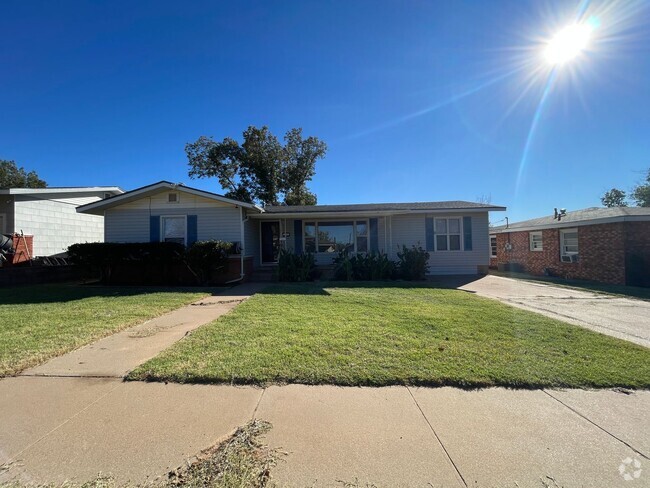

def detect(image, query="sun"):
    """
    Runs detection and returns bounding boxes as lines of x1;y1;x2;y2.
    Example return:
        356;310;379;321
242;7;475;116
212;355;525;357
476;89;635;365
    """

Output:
544;23;594;65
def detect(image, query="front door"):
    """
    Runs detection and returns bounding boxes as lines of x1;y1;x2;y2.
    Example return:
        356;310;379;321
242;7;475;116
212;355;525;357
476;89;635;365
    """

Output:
261;221;280;264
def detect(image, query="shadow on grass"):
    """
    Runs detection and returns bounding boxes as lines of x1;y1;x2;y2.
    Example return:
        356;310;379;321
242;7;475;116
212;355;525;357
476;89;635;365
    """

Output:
256;274;486;296
0;283;228;305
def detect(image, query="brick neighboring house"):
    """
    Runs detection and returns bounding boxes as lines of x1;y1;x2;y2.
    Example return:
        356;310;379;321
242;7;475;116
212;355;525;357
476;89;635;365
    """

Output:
490;207;650;287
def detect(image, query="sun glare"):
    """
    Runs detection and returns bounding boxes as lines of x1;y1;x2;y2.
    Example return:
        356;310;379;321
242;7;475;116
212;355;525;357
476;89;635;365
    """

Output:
544;23;594;65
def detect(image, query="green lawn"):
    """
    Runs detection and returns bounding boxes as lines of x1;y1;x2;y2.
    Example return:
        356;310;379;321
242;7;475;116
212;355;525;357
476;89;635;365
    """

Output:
0;285;211;376
128;283;650;389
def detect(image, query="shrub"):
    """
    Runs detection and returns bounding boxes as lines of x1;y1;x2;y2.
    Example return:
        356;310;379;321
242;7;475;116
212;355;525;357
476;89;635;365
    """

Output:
185;240;233;285
396;244;430;280
67;242;186;283
278;249;317;282
333;251;396;281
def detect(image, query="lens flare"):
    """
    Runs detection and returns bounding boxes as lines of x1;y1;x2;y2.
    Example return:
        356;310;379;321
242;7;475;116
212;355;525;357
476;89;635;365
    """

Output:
544;23;594;65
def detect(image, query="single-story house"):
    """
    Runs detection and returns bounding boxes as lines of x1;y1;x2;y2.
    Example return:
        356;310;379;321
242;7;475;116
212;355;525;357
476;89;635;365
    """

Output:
77;180;506;279
490;207;650;286
0;186;124;257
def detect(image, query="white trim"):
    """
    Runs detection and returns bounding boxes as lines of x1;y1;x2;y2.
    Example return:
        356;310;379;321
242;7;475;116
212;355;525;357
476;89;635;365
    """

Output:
529;231;543;251
302;218;370;255
434;217;463;252
252;207;504;220
559;228;579;257
0;187;123;195
77;181;262;215
489;234;497;258
160;215;187;246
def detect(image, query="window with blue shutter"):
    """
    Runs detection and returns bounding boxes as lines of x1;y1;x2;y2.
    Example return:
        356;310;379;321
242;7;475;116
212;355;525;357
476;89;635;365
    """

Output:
463;216;473;251
294;220;303;254
149;216;160;242
425;217;435;251
369;218;379;252
187;215;198;246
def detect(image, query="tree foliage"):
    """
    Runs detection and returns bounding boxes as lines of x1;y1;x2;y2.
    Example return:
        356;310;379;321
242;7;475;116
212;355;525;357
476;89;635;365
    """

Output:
632;169;650;207
601;188;628;207
186;126;326;206
0;160;47;189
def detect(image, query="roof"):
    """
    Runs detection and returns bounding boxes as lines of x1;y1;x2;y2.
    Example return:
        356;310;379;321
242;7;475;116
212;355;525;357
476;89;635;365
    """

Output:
492;207;650;233
0;186;123;195
263;201;506;215
76;181;263;215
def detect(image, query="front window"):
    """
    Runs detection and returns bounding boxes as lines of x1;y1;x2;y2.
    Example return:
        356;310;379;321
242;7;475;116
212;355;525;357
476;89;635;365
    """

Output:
529;231;543;251
435;218;461;251
490;235;497;258
162;216;186;245
304;220;368;254
560;229;578;256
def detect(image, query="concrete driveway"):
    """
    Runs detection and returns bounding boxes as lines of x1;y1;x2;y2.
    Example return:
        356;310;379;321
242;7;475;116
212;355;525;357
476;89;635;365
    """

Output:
458;275;650;348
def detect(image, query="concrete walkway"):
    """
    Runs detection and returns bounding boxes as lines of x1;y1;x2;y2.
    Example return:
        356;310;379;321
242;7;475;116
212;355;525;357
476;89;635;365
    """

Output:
21;282;268;378
458;275;650;348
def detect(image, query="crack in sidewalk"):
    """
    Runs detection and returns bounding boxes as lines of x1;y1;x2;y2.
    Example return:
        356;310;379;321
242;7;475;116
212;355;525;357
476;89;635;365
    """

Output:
406;386;468;488
543;390;649;460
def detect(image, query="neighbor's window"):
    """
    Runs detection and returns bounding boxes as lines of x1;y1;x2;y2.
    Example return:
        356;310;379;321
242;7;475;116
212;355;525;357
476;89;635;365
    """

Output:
529;231;543;251
162;216;186;245
435;218;461;251
560;228;578;256
490;235;497;258
303;220;368;253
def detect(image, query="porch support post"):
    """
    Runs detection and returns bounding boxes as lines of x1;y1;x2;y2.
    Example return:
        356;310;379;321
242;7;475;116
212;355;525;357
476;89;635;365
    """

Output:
239;206;245;279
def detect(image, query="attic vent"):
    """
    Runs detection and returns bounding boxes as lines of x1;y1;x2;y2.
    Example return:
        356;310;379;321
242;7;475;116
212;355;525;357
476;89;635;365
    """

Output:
168;193;179;203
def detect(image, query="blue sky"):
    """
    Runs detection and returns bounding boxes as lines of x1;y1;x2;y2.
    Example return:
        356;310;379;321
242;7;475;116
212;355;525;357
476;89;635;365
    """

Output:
1;0;649;222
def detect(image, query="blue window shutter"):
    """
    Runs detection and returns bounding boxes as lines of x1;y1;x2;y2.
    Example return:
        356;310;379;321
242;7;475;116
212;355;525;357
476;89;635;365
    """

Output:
150;216;160;242
187;215;198;246
369;218;379;252
425;217;434;251
463;216;473;251
294;220;303;254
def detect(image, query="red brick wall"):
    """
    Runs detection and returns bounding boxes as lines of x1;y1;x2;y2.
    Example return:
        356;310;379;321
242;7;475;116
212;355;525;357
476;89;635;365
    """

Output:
5;234;34;266
492;223;627;285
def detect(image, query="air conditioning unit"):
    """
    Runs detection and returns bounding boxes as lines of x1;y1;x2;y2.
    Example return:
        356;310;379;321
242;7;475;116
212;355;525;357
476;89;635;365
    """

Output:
561;254;578;263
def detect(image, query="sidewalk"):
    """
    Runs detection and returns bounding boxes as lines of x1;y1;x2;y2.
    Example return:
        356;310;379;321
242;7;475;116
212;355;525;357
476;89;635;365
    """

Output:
1;380;648;486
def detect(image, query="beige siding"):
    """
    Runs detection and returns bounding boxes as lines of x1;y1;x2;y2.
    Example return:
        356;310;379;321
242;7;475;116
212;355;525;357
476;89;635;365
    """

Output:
104;190;242;244
390;212;490;275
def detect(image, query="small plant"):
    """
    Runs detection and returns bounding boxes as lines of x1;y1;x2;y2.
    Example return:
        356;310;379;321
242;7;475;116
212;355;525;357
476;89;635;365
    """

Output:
396;244;430;280
277;249;317;282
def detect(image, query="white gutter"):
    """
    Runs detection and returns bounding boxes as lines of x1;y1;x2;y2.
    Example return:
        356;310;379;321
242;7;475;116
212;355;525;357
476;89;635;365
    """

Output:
251;207;505;220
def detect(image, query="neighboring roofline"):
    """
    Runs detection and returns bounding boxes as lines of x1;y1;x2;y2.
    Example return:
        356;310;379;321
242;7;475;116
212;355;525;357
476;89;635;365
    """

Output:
76;181;263;214
0;186;124;195
491;214;650;233
252;207;505;219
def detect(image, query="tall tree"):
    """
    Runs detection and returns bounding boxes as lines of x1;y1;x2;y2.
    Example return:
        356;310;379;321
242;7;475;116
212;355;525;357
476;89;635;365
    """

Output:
601;188;628;207
632;169;650;207
0;160;47;189
186;126;326;206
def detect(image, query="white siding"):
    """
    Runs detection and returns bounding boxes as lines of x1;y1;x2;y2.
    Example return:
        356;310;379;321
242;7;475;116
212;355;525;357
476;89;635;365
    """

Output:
13;193;106;256
389;212;490;275
104;190;243;244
